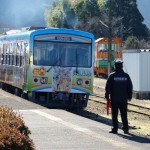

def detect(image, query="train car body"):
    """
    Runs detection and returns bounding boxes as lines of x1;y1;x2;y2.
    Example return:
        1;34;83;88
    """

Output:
94;37;122;77
0;28;94;109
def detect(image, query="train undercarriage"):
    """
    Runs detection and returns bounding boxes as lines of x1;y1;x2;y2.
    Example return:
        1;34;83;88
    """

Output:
1;82;89;110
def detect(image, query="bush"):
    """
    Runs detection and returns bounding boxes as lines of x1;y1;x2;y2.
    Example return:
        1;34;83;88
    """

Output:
0;106;35;150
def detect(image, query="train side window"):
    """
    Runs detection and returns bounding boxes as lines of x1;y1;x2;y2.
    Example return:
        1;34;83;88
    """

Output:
3;44;7;64
98;44;108;52
3;54;6;64
115;44;120;52
16;43;20;66
112;43;114;51
12;55;15;65
9;43;13;65
10;54;13;65
6;54;10;65
23;41;29;65
16;55;20;66
0;44;3;64
0;55;3;64
13;43;17;65
6;54;8;64
20;43;24;66
20;55;23;66
0;44;2;64
1;54;4;64
6;44;10;65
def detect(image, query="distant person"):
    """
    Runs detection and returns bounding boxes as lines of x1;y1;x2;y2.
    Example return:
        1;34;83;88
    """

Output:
105;60;133;134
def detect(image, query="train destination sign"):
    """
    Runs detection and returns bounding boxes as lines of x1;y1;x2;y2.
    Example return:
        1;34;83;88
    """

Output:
55;36;72;41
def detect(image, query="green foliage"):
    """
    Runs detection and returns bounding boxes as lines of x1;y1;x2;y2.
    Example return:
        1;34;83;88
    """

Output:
45;2;62;28
0;106;35;150
97;0;105;12
44;0;150;40
70;0;104;38
45;0;77;28
124;36;150;49
72;0;100;22
124;36;139;49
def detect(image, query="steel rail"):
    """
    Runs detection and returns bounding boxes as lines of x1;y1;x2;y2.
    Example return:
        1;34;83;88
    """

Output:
90;94;150;110
89;97;150;117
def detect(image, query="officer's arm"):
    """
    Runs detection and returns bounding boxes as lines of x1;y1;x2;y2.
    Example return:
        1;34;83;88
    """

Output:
127;75;133;100
105;75;112;99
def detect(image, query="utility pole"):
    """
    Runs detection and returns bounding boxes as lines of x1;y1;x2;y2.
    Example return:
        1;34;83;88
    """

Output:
107;0;112;75
120;23;123;40
108;27;112;75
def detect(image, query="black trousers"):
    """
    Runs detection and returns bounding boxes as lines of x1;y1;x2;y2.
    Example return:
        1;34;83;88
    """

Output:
111;101;128;131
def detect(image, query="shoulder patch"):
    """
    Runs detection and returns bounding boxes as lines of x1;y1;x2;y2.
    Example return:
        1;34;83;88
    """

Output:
114;77;127;81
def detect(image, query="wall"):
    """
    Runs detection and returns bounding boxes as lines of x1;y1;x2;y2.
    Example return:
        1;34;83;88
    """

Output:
123;49;150;99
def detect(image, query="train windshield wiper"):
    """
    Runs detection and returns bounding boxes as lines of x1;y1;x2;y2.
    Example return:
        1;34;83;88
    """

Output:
47;50;62;72
76;48;78;74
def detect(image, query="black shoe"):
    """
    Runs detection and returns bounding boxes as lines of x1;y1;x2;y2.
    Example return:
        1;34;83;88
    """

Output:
109;130;118;134
124;130;129;134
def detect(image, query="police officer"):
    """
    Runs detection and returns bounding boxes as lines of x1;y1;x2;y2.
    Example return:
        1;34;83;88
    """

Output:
105;59;133;134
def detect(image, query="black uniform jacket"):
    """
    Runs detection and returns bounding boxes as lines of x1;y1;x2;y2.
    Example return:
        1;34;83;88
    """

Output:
105;70;133;103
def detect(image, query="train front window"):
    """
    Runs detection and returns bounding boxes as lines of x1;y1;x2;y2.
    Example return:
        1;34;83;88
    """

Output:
33;41;91;67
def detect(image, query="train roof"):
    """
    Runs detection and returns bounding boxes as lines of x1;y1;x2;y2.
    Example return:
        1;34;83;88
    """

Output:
95;37;122;43
0;26;94;40
95;38;105;43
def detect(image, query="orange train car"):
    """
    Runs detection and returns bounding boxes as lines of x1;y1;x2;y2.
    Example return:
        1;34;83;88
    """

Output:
94;37;122;77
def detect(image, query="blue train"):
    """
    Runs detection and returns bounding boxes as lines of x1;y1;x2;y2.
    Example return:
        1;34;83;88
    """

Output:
0;27;95;109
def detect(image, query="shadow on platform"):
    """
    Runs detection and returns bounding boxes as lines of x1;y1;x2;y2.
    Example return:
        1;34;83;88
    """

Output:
118;133;150;144
71;109;150;143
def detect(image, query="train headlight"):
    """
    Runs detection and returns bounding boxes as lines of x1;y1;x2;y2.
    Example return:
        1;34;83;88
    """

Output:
33;76;40;83
34;78;38;82
40;77;48;84
84;79;91;86
33;76;48;84
85;80;90;85
77;79;83;85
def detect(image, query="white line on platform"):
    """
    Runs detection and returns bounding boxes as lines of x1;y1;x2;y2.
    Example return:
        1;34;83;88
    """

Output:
30;109;62;121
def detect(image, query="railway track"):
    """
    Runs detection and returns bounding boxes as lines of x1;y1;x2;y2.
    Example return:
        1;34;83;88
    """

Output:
89;94;150;117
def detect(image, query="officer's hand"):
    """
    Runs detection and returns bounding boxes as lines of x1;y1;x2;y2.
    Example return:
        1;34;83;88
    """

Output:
106;98;110;101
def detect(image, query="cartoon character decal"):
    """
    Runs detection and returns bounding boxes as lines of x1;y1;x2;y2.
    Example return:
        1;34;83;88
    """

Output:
52;67;72;92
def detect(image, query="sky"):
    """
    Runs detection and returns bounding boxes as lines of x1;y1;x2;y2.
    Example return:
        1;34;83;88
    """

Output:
137;0;150;29
0;0;51;28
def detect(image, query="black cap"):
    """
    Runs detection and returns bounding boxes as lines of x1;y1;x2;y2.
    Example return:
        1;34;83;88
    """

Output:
115;59;123;64
114;59;123;69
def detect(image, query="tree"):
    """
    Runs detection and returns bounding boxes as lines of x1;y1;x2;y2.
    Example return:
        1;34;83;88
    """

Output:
105;0;149;40
124;36;150;49
45;0;77;28
71;0;107;38
124;36;140;49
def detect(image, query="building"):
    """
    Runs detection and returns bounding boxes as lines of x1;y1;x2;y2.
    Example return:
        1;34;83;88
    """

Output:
123;49;150;99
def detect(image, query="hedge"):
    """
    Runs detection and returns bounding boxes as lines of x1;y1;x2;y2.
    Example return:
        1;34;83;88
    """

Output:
0;106;35;150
